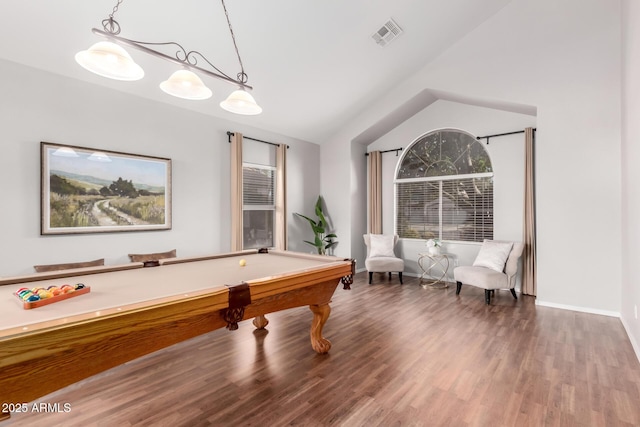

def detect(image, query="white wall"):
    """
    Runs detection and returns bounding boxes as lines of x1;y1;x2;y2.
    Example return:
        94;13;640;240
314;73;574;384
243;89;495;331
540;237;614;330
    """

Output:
0;59;320;276
410;0;622;313
320;137;352;258
322;0;622;314
621;0;640;358
351;142;368;269
368;100;535;280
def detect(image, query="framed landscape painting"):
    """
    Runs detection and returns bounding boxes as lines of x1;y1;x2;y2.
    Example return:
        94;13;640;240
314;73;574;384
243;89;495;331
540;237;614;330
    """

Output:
41;142;172;235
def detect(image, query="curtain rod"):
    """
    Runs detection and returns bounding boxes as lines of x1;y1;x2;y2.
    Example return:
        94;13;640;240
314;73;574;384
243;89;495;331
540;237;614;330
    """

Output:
365;147;403;157
226;131;289;148
476;128;536;145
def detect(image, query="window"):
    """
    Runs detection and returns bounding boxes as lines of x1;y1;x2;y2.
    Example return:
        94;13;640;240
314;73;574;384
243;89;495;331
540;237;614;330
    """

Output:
395;129;493;242
243;163;275;249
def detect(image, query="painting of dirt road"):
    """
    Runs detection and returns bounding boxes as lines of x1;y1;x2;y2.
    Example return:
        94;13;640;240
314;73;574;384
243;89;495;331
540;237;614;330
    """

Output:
41;142;172;235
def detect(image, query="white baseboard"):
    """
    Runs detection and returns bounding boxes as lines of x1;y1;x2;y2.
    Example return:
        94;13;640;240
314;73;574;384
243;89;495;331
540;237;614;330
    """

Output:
401;272;420;278
621;316;640;365
535;301;640;363
535;300;620;317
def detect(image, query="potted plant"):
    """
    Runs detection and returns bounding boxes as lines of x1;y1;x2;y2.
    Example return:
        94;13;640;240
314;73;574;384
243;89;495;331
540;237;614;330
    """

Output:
294;196;337;255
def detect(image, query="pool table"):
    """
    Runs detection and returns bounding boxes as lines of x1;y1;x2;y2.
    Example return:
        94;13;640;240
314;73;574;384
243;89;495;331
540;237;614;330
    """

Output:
0;249;354;416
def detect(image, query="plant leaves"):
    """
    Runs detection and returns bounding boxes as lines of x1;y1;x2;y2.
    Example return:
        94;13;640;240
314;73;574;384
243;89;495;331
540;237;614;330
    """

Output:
315;196;330;226
294;213;317;227
314;196;323;214
297;196;337;254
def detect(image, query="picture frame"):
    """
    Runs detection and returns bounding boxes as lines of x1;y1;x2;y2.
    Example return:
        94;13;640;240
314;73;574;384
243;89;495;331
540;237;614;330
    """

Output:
41;142;172;235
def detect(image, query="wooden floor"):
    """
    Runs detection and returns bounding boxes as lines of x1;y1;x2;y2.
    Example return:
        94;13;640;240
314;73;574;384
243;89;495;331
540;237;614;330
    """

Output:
5;272;640;426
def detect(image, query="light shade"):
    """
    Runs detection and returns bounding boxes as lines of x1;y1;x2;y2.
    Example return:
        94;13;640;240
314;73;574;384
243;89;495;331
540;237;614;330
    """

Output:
52;147;79;157
160;70;212;100
220;89;262;115
88;152;112;162
75;41;144;81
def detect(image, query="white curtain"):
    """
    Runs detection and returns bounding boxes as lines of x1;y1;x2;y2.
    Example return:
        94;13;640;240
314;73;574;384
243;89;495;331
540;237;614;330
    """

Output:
522;127;537;296
368;151;382;234
275;144;287;250
230;132;243;251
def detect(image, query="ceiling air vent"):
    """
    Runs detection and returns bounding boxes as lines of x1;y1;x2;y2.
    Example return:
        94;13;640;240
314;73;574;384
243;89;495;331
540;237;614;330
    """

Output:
371;18;403;48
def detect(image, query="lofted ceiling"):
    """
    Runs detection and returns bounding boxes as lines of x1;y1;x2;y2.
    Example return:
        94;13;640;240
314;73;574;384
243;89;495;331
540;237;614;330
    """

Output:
2;0;513;144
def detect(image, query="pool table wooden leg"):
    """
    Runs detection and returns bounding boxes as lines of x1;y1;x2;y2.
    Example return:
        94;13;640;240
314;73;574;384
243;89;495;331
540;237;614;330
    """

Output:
309;303;332;354
252;314;269;329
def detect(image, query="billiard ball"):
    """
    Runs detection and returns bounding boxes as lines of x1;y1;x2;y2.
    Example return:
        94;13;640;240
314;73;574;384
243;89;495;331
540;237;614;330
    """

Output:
38;290;53;299
239;259;247;267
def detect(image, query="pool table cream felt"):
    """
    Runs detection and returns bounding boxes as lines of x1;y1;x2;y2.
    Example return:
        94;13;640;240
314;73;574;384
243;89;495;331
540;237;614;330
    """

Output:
0;250;348;336
0;250;352;409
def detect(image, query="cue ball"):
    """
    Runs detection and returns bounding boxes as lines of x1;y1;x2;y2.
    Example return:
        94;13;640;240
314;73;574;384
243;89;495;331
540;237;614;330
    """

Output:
239;259;247;267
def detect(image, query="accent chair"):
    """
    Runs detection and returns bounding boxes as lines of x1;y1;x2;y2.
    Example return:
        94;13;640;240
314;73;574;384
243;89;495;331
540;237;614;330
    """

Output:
363;234;404;284
453;240;524;304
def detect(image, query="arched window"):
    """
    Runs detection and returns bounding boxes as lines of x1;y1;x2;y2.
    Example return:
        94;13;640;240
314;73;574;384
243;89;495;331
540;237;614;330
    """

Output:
395;129;493;242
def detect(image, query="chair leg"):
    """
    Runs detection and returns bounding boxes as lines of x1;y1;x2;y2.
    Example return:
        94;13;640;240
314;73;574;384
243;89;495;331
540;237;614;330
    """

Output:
510;288;518;300
388;272;391;279
399;272;403;284
456;281;462;295
369;271;373;284
485;289;491;305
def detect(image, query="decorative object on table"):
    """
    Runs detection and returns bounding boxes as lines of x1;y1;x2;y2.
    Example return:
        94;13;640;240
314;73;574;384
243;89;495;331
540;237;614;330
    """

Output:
363;234;404;284
294;196;337;255
75;0;262;115
41;142;171;235
426;238;442;255
453;240;525;305
15;283;91;309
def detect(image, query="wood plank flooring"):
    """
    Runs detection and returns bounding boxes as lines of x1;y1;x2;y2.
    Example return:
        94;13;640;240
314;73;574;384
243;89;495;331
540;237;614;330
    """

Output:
4;272;640;426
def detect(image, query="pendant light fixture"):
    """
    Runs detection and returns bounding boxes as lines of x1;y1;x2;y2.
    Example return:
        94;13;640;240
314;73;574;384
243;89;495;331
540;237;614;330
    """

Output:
75;41;144;81
220;89;262;115
75;0;261;115
160;70;213;100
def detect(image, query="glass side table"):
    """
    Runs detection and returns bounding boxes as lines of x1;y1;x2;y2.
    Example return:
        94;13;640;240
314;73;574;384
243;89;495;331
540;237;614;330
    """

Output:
418;253;450;289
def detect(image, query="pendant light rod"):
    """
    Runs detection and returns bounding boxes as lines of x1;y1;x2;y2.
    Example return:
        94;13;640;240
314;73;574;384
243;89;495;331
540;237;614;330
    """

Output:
91;28;253;91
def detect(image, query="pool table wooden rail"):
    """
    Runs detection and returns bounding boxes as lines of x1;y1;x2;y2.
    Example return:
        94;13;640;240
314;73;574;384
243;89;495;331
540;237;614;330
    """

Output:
0;250;354;416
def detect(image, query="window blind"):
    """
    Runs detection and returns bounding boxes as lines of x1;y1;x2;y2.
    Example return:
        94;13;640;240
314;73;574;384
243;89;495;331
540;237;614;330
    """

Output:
396;177;493;242
243;166;275;207
242;164;276;249
395;180;440;240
